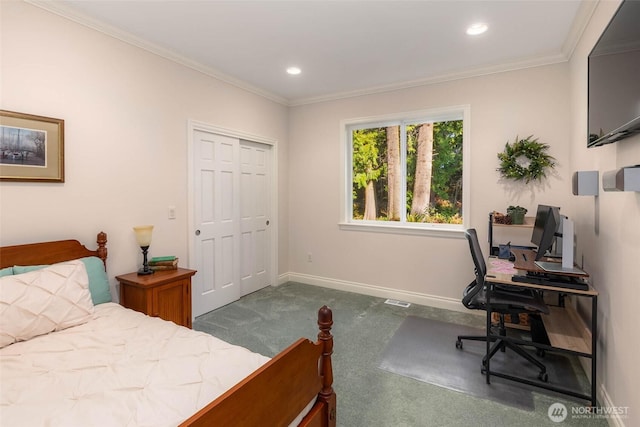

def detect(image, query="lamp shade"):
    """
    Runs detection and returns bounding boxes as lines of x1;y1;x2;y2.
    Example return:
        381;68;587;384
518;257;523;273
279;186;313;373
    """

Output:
133;225;153;246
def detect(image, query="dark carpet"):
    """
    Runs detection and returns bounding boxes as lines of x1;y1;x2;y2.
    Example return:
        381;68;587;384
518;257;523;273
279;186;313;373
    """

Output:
379;316;586;410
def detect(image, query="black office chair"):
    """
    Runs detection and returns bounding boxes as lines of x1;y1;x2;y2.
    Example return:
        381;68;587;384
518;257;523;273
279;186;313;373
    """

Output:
455;228;550;382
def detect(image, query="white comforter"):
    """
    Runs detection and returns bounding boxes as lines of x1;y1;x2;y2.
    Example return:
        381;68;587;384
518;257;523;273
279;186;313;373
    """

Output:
0;303;270;427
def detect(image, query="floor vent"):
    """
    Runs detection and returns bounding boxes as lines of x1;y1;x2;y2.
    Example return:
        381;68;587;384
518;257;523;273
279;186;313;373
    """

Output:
384;299;411;308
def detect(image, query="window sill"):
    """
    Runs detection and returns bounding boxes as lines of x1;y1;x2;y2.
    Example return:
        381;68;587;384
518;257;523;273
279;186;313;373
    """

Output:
338;222;466;238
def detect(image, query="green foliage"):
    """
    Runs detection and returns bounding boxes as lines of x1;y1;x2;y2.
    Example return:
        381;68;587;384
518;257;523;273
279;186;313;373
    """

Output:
352;120;463;223
404;121;462;221
352;129;383;190
507;205;527;215
406;199;463;224
432;121;463;203
497;135;556;183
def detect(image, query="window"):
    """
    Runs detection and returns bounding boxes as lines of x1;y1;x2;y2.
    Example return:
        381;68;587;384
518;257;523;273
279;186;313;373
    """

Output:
341;105;470;235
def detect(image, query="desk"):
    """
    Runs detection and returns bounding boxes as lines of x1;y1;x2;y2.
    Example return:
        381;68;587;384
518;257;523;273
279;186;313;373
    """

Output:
485;249;598;406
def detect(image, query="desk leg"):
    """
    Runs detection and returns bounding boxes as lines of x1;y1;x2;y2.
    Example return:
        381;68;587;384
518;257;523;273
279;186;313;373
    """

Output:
486;283;492;384
591;295;597;407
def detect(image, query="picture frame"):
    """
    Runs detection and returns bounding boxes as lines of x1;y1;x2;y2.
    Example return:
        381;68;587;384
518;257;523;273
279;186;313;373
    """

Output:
0;110;65;182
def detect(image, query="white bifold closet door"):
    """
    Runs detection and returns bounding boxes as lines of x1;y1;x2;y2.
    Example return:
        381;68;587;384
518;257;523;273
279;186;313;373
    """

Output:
192;130;272;317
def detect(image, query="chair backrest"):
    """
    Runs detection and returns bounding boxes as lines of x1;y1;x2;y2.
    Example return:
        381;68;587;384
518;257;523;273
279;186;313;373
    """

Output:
461;229;487;308
466;228;487;282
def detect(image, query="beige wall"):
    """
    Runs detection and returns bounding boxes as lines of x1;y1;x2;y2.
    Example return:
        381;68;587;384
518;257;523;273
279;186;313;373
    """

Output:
0;2;290;292
2;0;638;416
569;0;640;413
287;63;573;307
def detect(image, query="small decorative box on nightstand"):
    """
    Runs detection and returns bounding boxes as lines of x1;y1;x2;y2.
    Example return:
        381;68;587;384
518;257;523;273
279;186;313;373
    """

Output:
116;268;196;328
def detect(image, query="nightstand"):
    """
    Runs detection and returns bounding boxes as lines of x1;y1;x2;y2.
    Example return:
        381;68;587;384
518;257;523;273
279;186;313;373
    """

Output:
116;268;196;328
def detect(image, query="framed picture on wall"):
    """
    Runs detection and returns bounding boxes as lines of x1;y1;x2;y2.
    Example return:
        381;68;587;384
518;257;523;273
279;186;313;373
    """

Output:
0;110;65;182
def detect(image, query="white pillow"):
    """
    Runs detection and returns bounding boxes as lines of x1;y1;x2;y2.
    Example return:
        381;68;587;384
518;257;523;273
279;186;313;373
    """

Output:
0;260;94;348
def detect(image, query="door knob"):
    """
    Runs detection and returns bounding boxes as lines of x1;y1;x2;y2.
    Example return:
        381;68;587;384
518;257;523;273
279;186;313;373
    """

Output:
266;220;270;226
195;230;201;236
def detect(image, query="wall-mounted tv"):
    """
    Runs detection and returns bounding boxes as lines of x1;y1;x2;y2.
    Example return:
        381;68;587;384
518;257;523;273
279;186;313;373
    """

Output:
587;0;640;148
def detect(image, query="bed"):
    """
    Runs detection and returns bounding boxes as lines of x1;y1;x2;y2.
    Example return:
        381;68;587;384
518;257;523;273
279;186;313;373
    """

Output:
0;232;336;427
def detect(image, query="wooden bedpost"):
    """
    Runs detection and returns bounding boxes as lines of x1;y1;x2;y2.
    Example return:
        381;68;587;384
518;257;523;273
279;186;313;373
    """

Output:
96;232;108;268
317;305;336;427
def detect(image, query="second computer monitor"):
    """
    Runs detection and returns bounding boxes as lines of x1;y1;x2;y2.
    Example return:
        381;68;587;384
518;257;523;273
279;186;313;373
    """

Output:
531;204;561;260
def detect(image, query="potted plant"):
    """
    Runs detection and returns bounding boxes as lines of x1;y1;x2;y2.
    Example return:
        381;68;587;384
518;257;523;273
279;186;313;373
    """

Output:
507;205;527;225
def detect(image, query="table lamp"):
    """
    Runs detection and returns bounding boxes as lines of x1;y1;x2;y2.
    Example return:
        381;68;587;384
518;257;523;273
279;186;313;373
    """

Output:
133;225;154;275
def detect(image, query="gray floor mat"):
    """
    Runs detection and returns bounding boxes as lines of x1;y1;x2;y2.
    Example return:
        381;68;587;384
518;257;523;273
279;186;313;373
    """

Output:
378;316;586;410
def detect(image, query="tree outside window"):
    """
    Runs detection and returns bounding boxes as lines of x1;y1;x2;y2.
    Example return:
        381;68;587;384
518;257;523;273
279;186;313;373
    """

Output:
350;117;464;226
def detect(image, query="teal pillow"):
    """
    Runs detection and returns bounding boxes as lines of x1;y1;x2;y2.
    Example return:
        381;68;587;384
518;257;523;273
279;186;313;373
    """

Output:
0;267;13;277
13;257;112;305
79;257;112;305
11;265;45;274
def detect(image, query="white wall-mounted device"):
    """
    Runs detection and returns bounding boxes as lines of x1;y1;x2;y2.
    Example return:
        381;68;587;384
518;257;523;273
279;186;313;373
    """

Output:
602;165;640;192
572;171;599;196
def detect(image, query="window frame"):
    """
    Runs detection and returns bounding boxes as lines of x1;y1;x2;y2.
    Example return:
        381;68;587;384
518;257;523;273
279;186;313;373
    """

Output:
339;105;471;237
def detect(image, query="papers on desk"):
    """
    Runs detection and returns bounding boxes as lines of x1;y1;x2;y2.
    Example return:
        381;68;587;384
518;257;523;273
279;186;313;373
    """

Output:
487;258;517;275
534;261;587;276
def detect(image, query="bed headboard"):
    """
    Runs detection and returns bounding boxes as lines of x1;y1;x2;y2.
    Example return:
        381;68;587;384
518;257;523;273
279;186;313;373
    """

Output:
0;232;107;269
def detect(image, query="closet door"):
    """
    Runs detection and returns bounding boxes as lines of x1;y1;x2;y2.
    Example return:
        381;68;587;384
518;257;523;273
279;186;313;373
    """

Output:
192;130;241;317
239;140;271;296
191;129;273;317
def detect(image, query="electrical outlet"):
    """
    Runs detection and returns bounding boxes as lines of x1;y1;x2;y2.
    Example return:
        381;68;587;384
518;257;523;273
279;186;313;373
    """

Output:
307;252;312;262
168;206;176;219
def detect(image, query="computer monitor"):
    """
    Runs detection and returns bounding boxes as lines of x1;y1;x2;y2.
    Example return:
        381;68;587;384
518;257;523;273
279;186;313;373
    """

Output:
531;205;561;261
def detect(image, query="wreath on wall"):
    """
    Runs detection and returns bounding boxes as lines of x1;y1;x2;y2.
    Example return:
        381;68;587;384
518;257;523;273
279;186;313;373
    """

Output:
497;135;556;183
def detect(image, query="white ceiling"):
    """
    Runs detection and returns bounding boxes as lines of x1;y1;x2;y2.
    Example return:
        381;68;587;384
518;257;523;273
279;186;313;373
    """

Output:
34;0;597;105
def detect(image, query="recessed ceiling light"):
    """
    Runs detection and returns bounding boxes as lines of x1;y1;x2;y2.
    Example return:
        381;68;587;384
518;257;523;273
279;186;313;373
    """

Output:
286;66;301;75
466;23;488;36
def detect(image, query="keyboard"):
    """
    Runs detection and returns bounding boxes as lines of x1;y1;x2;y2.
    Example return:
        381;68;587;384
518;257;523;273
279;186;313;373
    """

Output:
511;274;589;291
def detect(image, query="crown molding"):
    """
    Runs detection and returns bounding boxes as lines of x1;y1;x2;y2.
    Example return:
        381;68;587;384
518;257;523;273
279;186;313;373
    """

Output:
26;0;585;108
561;0;599;60
26;0;289;106
289;53;570;106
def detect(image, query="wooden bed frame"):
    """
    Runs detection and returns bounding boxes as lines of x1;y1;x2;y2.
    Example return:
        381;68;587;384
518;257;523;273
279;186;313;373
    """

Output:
0;232;336;427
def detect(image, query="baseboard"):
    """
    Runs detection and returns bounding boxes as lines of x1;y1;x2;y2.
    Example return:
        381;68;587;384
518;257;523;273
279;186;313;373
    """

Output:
278;272;469;314
597;384;627;427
